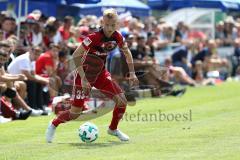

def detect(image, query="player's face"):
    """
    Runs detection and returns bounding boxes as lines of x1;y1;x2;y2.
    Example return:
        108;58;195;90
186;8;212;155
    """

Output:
102;17;118;37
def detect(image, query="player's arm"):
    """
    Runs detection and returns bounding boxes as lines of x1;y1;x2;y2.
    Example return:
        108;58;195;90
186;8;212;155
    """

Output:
72;44;91;94
72;44;88;79
120;44;139;87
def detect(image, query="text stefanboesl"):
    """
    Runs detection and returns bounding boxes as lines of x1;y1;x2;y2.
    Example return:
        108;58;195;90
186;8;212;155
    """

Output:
122;110;192;122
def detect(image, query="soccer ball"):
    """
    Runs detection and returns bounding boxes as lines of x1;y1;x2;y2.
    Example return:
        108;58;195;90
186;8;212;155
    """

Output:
78;122;99;143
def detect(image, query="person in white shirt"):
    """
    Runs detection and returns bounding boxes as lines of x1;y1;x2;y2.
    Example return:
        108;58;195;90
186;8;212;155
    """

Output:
8;46;48;83
8;46;49;113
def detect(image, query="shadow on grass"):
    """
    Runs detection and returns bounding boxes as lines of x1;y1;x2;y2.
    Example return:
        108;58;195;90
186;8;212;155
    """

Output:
58;140;127;149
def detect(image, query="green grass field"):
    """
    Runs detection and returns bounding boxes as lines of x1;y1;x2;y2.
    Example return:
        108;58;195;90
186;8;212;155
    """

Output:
0;82;240;160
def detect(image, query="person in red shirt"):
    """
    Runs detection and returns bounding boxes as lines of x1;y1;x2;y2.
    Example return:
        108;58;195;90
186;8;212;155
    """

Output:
46;9;139;142
36;43;62;98
58;16;73;41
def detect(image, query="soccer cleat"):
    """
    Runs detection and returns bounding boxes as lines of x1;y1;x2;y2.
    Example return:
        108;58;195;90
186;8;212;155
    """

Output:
107;128;129;141
46;122;56;143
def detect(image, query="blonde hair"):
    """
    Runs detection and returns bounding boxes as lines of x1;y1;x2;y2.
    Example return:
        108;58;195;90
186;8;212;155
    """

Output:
103;8;118;20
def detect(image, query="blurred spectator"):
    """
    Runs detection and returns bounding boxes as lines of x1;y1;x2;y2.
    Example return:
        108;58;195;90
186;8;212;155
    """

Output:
32;23;43;47
0;30;3;41
223;16;235;46
164;58;196;86
1;17;16;39
171;42;193;76
192;60;215;85
43;25;58;48
232;38;240;76
0;40;42;116
36;43;62;98
57;51;70;93
192;40;229;79
215;21;225;45
7;46;49;110
59;16;74;41
67;27;80;52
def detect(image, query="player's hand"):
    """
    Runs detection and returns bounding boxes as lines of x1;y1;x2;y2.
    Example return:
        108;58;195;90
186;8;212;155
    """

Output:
18;74;27;81
128;73;139;89
81;77;91;95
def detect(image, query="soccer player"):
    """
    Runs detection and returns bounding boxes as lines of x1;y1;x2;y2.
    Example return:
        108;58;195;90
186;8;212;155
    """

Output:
46;9;139;142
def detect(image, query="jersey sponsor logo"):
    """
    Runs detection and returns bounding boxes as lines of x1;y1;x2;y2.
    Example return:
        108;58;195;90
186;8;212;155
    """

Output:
94;51;108;56
101;41;117;52
83;37;92;46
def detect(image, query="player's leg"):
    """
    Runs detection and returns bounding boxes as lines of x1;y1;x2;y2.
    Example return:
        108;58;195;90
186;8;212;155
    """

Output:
46;106;83;143
52;105;83;127
94;70;129;141
46;72;87;143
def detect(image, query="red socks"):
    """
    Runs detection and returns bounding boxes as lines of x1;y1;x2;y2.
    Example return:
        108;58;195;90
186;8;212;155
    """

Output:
52;110;79;127
52;105;126;130
109;105;126;130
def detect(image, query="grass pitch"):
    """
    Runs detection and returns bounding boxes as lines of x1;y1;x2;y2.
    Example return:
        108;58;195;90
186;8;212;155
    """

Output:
0;82;240;160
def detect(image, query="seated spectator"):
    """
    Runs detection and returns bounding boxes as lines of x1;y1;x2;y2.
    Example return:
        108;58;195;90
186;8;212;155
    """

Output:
164;58;197;86
31;22;43;47
232;38;240;76
129;35;184;96
67;27;80;53
171;42;193;76
46;17;63;46
192;40;228;70
57;51;70;94
7;46;49;111
36;43;62;99
223;16;235;46
0;30;3;41
1;16;16;39
0;40;42;116
43;25;58;49
58;16;74;41
215;21;225;45
192;60;215;85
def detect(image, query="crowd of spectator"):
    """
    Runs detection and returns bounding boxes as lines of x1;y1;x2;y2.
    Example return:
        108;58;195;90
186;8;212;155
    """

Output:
0;9;240;122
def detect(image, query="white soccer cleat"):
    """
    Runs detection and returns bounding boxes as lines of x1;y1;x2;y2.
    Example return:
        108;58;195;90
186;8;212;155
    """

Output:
46;122;56;143
107;128;129;141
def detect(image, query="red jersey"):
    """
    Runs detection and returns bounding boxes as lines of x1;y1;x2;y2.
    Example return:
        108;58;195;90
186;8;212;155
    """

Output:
59;26;70;40
81;28;125;82
36;51;54;77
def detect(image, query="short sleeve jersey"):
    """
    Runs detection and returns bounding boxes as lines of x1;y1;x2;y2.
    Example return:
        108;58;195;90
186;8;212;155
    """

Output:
81;28;125;81
35;51;54;77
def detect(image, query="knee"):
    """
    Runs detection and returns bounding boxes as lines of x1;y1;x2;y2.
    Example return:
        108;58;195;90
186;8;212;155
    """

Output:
18;81;27;90
69;106;82;119
114;94;127;107
69;112;80;120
